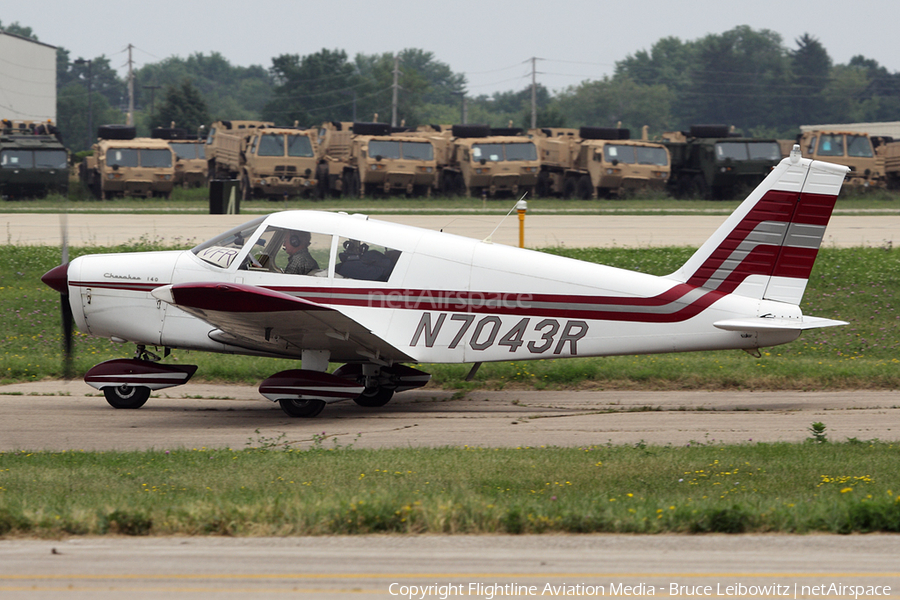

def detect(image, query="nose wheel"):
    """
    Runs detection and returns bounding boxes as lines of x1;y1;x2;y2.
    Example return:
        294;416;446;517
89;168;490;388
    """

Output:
278;398;326;418
103;384;151;409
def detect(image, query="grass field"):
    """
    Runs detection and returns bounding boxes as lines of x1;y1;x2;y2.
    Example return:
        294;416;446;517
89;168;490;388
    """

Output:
3;181;900;215
2;440;899;536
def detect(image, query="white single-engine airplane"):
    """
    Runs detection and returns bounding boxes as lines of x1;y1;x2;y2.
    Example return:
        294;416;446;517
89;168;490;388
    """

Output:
43;146;848;417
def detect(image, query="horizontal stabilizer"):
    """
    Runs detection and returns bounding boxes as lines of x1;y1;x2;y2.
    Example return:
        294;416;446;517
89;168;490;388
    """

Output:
714;316;848;332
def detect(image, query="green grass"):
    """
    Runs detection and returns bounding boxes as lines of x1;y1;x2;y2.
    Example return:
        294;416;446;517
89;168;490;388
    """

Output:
2;243;898;389
2;440;899;536
3;181;899;215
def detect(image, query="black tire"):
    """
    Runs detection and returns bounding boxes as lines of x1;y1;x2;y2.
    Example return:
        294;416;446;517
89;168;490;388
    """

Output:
241;174;252;202
103;385;150;409
353;387;394;408
563;177;577;199
343;170;360;199
352;122;392;136
689;124;730;139
579;126;622;141
692;174;710;199
576;175;594;199
315;163;329;199
278;398;326;418
535;171;551;198
97;125;136;141
451;124;491;138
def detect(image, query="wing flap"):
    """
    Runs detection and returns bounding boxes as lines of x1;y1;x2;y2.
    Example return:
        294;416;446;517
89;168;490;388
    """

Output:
152;282;413;363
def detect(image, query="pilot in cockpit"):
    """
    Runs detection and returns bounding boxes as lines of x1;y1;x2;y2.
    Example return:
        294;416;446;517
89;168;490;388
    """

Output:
282;230;319;275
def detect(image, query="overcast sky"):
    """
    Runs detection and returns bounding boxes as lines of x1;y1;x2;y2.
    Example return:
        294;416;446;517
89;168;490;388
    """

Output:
4;0;898;96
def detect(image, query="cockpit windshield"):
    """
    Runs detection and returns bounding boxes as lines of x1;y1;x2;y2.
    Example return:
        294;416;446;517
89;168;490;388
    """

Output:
191;216;266;269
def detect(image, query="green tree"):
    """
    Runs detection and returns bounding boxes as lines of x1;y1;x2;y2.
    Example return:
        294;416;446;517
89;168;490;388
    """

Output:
555;76;672;135
263;49;359;126
151;80;210;133
683;26;791;132
790;34;832;125
135;52;272;122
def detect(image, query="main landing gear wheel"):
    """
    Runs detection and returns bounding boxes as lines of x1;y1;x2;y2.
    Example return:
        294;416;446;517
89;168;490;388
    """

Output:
353;387;394;408
278;398;326;418
103;385;151;409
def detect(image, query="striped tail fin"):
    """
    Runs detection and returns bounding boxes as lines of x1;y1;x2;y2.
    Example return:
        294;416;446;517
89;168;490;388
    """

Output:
668;146;849;305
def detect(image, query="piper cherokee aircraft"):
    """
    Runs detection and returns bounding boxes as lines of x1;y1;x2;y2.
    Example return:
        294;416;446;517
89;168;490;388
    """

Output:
42;146;848;417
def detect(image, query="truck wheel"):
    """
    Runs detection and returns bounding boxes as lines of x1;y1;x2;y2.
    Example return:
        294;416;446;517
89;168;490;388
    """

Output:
692;175;709;199
241;175;252;201
563;177;577;199
576;175;593;199
342;171;360;199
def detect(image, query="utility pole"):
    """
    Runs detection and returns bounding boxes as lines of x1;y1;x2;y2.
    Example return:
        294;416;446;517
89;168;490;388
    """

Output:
531;57;538;129
391;54;400;127
126;44;135;126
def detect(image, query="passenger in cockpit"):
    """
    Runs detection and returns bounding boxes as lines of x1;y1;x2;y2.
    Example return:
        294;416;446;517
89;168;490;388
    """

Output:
282;230;319;275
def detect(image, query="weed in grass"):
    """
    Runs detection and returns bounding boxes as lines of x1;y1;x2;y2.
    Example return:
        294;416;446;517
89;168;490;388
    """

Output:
808;422;828;443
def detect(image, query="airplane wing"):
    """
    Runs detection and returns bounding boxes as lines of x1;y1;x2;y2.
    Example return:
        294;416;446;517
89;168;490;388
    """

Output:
152;282;414;364
713;316;848;332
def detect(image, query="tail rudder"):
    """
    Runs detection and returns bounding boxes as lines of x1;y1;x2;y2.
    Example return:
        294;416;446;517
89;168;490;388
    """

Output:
669;146;848;304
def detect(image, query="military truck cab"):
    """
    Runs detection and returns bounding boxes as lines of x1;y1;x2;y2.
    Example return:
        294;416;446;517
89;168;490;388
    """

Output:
798;130;883;188
0;120;68;199
444;125;539;198
81;125;176;199
663;125;781;200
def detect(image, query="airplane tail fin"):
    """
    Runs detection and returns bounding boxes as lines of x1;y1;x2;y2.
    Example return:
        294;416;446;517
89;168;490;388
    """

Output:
667;146;849;305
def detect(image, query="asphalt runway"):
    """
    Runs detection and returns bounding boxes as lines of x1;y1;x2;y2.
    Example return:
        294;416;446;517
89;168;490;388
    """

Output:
4;212;900;249
2;381;900;451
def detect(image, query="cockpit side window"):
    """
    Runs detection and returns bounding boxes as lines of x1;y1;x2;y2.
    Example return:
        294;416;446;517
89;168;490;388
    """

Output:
240;225;332;277
191;216;266;269
335;237;401;282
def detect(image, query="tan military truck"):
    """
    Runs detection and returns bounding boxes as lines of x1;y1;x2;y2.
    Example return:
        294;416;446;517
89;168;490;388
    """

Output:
315;122;438;198
877;139;900;190
205;120;272;180
798;130;884;188
433;124;541;198
532;127;669;199
151;126;208;189
80;125;176;199
206;120;319;200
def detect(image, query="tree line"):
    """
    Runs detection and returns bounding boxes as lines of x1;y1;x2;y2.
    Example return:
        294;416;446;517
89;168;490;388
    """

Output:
3;21;899;152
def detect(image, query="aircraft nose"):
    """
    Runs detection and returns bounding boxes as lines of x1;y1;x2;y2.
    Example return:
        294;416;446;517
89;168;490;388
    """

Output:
41;263;69;294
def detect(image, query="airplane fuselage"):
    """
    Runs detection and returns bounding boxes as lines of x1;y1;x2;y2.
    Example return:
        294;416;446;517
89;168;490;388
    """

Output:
65;211;801;365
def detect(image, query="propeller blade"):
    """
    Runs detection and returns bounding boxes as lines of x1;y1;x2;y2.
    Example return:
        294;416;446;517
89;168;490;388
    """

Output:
61;292;74;379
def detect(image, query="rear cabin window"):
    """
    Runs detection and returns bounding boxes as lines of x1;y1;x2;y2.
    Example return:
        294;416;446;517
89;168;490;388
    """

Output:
335;237;401;282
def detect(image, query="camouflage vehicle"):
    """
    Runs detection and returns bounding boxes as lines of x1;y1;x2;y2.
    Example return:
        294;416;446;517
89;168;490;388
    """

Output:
206;120;318;200
662;125;782;199
798;130;884;188
433;124;540;198
316;122;438;198
80;125;176;199
532;127;669;199
0;120;68;199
